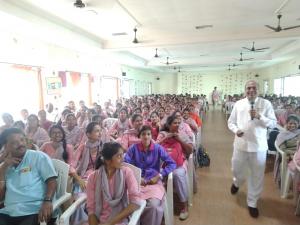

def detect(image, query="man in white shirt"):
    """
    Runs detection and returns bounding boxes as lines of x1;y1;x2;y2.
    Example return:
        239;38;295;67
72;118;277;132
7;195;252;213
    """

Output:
228;80;276;218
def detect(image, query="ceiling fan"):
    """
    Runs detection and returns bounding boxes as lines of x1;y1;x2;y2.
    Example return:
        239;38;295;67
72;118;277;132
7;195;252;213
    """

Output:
160;57;178;65
227;65;234;71
154;48;159;58
235;52;254;62
265;14;300;32
73;0;85;8
231;63;241;67
133;28;138;44
242;42;270;52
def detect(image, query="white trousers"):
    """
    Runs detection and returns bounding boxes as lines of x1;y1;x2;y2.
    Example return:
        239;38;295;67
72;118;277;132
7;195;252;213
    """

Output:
231;149;266;208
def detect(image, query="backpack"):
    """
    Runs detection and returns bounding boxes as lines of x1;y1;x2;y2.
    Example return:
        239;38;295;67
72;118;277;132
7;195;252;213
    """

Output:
196;145;210;167
267;128;280;152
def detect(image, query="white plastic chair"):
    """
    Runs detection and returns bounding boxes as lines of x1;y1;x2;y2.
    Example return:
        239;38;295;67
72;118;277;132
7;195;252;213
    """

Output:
123;162;142;191
187;154;194;206
163;172;174;225
123;163;174;225
275;141;289;198
294;155;300;216
41;159;72;225
102;118;118;130
59;164;146;225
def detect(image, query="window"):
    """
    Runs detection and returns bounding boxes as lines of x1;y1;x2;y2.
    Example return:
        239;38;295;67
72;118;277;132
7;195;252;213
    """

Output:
121;79;130;99
273;78;283;96
0;64;39;122
100;77;118;104
263;80;269;95
283;76;300;96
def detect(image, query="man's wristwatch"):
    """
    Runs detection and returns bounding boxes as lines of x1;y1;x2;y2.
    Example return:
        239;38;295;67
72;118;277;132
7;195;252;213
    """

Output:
43;197;52;202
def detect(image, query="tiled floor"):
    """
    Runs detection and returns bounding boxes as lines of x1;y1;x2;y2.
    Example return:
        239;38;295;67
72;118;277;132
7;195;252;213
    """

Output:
175;109;300;225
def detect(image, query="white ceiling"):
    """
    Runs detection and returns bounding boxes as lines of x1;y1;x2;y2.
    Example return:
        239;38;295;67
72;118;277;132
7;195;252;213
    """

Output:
1;0;300;72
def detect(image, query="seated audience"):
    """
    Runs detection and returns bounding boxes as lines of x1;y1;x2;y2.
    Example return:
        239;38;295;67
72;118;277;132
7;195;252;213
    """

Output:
25;114;50;148
149;111;160;141
274;114;300;185
0;113;14;134
0;128;57;225
40;125;83;192
109;107;131;140
63;113;83;150
38;110;53;132
118;114;143;151
276;114;300;154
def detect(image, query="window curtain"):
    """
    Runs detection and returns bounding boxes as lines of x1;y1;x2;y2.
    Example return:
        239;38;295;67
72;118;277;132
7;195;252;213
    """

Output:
70;72;81;86
88;74;93;105
37;67;44;110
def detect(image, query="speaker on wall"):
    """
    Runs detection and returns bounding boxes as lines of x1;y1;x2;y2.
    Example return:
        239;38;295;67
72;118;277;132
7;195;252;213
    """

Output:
122;72;126;76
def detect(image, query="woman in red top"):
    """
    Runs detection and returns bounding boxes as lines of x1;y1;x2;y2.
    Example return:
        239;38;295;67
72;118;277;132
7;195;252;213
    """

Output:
157;114;193;220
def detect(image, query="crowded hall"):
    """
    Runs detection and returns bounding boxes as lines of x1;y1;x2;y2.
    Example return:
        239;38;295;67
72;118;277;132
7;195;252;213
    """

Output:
1;1;300;225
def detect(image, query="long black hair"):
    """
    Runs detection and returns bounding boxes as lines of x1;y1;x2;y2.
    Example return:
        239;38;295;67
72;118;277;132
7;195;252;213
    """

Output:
86;122;100;135
49;124;68;162
161;114;178;132
131;114;142;123
95;142;122;169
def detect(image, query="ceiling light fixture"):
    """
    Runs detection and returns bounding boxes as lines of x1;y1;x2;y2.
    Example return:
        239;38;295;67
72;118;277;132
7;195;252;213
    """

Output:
112;32;128;36
195;25;213;29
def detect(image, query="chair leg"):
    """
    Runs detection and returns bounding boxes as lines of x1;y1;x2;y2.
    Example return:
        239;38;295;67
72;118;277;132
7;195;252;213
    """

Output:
295;195;300;216
280;156;287;198
282;169;292;198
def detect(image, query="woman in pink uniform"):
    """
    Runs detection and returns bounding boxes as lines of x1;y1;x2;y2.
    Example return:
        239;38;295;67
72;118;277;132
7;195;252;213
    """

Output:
86;142;141;225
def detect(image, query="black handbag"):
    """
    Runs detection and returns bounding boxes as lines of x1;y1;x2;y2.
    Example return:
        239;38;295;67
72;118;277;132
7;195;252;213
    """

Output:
196;145;210;167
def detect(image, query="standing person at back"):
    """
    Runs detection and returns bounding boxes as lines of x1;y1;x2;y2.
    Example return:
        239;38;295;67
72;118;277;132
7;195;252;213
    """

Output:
228;80;276;218
211;87;220;110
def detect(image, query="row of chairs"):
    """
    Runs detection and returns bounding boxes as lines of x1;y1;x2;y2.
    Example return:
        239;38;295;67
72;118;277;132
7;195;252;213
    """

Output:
51;117;200;224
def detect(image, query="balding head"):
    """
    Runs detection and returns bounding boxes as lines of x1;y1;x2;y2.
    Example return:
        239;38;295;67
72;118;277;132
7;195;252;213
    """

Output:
245;80;259;101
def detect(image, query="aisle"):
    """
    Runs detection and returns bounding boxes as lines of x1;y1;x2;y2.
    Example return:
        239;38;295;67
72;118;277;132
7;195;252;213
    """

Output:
176;109;300;225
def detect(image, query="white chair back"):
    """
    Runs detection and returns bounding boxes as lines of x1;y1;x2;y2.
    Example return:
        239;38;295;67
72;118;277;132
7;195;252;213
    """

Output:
187;154;194;206
123;162;141;191
41;159;72;225
52;159;70;199
163;172;174;225
102;118;118;130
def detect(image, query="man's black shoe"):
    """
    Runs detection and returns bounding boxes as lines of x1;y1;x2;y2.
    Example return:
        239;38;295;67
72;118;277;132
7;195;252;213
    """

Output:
248;207;259;218
230;184;239;195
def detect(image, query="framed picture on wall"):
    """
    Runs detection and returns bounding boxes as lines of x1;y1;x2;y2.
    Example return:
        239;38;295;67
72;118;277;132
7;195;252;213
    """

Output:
46;77;62;95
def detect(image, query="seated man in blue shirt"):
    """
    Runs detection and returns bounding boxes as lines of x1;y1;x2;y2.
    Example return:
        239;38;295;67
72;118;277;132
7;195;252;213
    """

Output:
0;128;57;225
